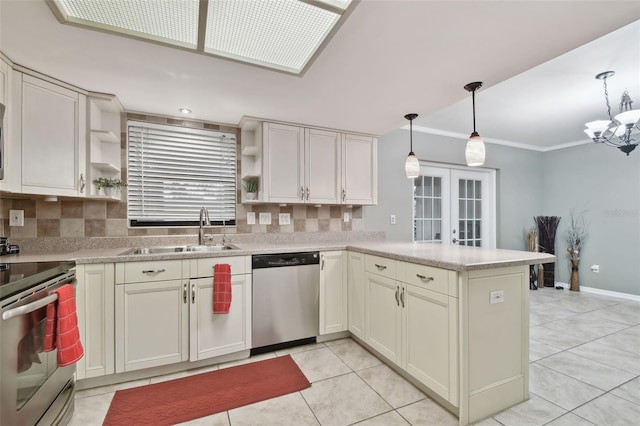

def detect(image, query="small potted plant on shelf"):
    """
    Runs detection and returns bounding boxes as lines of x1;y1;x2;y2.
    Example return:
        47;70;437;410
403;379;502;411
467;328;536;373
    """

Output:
243;178;259;200
93;177;127;197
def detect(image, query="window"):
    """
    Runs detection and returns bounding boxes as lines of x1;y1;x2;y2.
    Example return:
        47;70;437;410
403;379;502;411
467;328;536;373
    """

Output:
127;121;237;227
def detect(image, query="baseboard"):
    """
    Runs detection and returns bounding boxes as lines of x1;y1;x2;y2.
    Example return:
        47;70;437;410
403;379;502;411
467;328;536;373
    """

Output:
555;282;640;301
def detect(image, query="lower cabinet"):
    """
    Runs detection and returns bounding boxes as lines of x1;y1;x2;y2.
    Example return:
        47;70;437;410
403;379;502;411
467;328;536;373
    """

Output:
115;257;251;373
363;255;459;404
75;263;115;380
347;251;366;339
319;251;347;335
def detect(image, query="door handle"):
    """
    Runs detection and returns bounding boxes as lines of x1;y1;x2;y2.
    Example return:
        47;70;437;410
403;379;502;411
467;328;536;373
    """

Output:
416;274;434;282
374;264;387;270
183;283;187;303
79;173;85;194
300;186;304;201
321;255;325;270
452;238;458;244
342;188;346;202
306;187;310;201
191;283;195;304
400;287;405;308
142;269;165;274
395;286;400;306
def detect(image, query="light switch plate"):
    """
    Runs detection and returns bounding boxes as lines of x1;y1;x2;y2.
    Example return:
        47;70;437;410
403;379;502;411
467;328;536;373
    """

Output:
259;212;272;225
246;212;256;225
279;213;291;225
343;212;350;222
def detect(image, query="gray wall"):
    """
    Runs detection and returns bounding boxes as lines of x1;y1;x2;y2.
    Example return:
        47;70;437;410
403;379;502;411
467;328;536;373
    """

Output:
364;128;639;296
363;129;544;250
541;143;640;296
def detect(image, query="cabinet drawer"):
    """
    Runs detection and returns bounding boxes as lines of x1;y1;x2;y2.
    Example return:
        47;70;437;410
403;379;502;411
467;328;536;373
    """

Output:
195;256;248;278
400;262;451;296
117;260;184;284
365;254;396;279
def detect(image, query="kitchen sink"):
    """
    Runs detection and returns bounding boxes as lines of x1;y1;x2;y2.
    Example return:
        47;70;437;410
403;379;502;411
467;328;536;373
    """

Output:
118;244;236;255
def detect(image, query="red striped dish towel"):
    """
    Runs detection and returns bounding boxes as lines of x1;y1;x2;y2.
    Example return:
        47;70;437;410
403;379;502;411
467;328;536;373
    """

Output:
213;264;232;314
43;284;84;367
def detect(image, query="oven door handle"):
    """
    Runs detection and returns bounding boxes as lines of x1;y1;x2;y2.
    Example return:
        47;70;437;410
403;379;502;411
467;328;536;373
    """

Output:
1;277;77;321
2;293;58;321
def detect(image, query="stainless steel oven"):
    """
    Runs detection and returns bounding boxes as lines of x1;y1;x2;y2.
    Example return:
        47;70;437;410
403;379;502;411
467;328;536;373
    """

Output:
1;261;77;426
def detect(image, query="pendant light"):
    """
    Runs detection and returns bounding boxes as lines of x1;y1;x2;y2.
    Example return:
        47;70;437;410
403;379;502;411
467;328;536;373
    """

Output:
404;113;420;178
463;82;486;166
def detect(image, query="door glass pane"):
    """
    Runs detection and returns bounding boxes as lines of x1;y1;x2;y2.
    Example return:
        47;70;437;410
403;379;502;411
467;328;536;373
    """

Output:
415;198;423;217
459;179;465;198
475;200;482;218
425;199;432;218
475;180;481;198
467;200;474;218
414;178;423;197
425;177;433;196
414;220;423;240
467;220;474;239
467;180;474;198
459;200;466;218
434;177;441;197
434;220;442;241
425;221;433;241
475;221;481;240
433;199;441;219
459;220;465;239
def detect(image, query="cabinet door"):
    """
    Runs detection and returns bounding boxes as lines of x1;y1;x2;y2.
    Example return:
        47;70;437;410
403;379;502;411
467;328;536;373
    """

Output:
115;279;188;372
365;272;401;364
76;263;115;380
306;128;340;204
21;74;86;196
319;251;347;335
189;274;251;361
263;122;304;203
402;283;453;401
347;251;366;339
342;133;377;205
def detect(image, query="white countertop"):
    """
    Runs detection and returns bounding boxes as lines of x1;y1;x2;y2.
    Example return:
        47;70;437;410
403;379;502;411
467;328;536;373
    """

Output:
2;241;555;272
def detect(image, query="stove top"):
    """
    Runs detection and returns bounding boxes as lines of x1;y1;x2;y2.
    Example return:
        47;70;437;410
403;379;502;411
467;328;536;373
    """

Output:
0;261;76;301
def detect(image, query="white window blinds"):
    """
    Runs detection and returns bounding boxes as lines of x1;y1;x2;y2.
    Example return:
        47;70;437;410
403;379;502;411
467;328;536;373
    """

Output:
127;121;237;226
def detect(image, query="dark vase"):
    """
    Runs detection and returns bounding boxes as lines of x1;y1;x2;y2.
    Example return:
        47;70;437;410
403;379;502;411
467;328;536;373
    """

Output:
535;216;561;287
529;265;538;290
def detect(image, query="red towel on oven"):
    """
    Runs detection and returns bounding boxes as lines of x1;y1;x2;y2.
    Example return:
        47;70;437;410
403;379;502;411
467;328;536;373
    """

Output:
43;284;84;366
213;264;232;314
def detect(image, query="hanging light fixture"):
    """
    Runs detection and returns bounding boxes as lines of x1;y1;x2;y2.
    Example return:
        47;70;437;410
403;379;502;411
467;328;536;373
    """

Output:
463;82;486;167
584;71;640;156
404;113;420;178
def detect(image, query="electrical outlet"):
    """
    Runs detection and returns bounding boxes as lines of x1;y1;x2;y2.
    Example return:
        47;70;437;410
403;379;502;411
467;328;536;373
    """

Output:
343;212;350;223
279;213;291;225
246;212;256;225
259;212;271;225
390;214;396;225
590;265;600;273
490;290;504;304
9;210;24;227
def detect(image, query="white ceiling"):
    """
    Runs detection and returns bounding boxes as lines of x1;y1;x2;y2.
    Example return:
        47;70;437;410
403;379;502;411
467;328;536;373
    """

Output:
1;1;639;149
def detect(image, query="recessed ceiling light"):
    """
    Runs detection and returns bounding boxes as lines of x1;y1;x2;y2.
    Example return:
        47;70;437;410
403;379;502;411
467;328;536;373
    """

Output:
179;108;192;114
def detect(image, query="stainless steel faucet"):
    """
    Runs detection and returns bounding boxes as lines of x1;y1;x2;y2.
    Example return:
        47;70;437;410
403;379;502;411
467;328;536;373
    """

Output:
199;207;212;245
222;220;228;246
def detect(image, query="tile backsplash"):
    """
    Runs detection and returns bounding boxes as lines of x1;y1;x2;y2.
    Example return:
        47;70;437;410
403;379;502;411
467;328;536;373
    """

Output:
0;112;363;243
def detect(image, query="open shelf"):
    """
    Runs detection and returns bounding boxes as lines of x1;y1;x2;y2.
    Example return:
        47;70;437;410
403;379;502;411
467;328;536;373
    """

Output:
91;129;119;144
92;162;120;174
241;146;259;156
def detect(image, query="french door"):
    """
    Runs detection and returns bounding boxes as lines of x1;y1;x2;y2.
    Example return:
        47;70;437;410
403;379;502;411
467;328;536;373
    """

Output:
413;164;496;248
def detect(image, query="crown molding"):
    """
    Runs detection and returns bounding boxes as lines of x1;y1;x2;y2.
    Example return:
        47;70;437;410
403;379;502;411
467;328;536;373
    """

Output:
401;125;593;153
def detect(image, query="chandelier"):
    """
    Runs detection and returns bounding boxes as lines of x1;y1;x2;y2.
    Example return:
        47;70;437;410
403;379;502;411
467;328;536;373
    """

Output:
584;71;640;155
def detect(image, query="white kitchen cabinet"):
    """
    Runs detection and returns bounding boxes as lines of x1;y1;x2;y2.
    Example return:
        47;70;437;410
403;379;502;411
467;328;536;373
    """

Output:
319;251;347;335
115;256;252;372
75;263;115;380
263;122;304;203
306;128;341;204
342;133;377;205
0;57;20;192
347;251;366;339
365;272;402;363
20;73;86;197
189;256;252;361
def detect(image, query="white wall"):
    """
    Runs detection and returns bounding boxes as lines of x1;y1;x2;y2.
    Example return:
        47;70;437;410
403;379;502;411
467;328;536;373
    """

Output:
363;129;543;250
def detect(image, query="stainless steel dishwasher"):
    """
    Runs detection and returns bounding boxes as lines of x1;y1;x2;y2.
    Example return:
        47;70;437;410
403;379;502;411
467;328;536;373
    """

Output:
251;252;319;352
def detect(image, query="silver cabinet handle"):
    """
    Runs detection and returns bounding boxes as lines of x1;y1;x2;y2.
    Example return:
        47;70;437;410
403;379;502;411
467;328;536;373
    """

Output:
183;283;187;303
142;269;165;274
416;274;434;282
191;283;195;304
321;255;325;270
342;188;346;202
300;186;304;201
79;173;86;193
374;263;387;270
306;187;310;201
400;287;405;308
395;286;400;306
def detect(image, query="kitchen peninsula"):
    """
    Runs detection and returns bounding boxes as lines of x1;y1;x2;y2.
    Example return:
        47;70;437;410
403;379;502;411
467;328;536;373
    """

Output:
4;239;554;425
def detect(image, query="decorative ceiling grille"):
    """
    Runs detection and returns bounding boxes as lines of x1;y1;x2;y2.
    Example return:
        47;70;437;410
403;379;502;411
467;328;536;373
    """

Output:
48;0;355;74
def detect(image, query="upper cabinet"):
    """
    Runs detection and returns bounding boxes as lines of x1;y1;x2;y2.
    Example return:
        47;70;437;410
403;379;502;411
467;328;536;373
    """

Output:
240;117;377;205
20;74;87;197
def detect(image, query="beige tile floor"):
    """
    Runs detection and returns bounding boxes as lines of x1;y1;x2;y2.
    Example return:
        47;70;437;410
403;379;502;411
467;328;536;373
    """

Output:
70;287;640;425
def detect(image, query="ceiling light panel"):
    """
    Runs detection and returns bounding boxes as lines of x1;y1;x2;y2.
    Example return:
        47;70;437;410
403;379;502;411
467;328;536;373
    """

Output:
57;0;199;47
204;0;340;73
